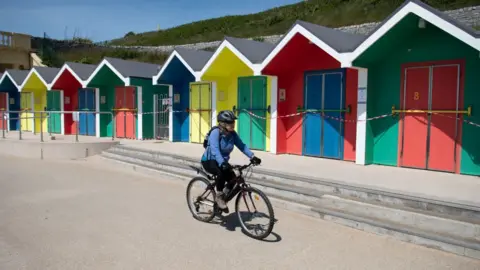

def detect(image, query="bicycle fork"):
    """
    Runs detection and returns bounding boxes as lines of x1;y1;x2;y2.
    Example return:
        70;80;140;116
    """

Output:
242;191;258;214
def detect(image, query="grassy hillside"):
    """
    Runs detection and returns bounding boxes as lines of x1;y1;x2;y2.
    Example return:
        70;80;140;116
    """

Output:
56;47;169;66
110;0;478;46
35;0;477;67
33;37;169;67
39;46;169;67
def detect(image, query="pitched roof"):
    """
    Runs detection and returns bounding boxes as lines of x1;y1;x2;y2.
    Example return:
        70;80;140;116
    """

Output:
295;20;366;52
413;0;478;37
65;62;97;80
35;67;61;84
364;0;479;41
347;0;480;63
175;47;214;71
104;57;161;78
260;20;364;69
5;69;30;86
225;36;275;64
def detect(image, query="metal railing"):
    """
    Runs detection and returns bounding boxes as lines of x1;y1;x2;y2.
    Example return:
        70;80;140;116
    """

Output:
0;110;116;143
391;105;473;117
296;105;352;114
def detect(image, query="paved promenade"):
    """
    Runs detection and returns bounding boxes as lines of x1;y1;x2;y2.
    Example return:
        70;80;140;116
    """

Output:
0;154;478;269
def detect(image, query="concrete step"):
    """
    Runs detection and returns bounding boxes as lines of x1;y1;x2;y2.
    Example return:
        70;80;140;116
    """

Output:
107;145;480;224
101;146;480;259
261;171;480;225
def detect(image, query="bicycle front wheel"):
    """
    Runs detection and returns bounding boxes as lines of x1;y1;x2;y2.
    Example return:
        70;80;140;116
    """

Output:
186;177;216;222
235;187;275;240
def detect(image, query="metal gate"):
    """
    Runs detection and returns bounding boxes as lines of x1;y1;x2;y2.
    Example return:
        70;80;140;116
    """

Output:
153;93;170;140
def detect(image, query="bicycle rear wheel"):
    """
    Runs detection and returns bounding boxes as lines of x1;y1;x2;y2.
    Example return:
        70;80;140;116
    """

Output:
186;177;216;222
235;187;275;240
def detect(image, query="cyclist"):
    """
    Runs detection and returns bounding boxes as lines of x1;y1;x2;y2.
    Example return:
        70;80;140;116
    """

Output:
201;110;261;210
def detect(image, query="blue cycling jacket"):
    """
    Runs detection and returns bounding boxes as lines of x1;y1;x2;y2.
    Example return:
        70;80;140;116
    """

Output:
201;128;254;165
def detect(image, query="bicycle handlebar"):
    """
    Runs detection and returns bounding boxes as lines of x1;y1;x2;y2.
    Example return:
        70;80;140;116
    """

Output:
231;162;257;172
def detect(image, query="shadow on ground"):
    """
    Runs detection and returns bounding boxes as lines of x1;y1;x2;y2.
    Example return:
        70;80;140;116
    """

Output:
208;211;282;243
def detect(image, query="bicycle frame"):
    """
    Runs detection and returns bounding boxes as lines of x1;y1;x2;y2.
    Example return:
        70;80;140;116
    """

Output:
187;161;274;240
224;176;247;202
192;163;255;207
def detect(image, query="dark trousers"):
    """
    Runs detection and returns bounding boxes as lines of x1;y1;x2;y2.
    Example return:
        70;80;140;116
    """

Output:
201;160;235;192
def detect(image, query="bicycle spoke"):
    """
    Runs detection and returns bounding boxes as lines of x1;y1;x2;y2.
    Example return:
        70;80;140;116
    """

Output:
236;188;274;239
187;177;216;222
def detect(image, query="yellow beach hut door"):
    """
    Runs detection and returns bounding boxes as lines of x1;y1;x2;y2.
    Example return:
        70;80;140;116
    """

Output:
20;92;33;132
189;83;211;143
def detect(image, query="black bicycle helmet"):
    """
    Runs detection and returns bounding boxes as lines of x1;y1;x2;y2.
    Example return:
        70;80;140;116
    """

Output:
217;110;237;123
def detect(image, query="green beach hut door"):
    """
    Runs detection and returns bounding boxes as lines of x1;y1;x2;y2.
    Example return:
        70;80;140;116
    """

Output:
47;90;62;134
237;77;267;151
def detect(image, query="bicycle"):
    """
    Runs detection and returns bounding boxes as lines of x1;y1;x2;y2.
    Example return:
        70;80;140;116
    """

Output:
186;162;276;240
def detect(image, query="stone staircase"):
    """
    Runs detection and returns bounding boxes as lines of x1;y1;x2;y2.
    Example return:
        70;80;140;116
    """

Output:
31;52;46;67
100;144;480;259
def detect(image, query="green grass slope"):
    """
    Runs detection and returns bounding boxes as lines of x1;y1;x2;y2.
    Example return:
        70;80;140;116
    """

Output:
110;0;478;46
56;47;169;66
36;45;168;67
33;37;169;67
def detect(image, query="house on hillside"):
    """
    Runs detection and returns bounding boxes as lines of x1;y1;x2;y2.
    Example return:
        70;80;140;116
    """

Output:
0;30;45;73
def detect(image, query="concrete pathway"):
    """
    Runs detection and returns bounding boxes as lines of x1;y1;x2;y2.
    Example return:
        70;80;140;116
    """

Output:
120;140;480;207
0;154;479;269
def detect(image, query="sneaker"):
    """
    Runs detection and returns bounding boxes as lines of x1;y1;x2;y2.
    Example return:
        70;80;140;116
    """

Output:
215;192;227;209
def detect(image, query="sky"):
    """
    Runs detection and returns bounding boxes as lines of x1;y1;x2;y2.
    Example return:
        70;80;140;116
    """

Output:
1;0;302;42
